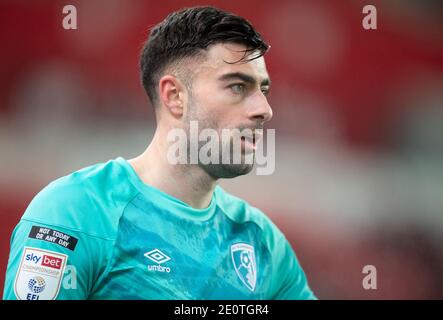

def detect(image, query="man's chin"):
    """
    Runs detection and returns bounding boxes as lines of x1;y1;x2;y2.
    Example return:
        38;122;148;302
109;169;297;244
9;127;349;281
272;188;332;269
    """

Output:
202;163;254;179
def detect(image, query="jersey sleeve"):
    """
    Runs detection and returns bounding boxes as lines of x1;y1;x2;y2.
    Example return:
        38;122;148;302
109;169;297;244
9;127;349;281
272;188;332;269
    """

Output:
270;235;317;300
3;160;137;300
2;219;114;300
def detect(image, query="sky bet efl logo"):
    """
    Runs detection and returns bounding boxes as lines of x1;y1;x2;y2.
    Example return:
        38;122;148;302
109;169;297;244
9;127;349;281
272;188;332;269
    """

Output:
14;247;67;300
26;252;63;269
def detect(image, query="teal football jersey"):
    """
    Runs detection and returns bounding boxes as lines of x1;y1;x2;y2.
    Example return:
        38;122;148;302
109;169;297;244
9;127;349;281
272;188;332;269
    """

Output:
3;157;316;300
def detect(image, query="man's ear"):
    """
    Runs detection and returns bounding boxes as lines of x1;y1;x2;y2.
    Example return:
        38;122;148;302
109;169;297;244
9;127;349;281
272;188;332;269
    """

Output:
158;75;185;118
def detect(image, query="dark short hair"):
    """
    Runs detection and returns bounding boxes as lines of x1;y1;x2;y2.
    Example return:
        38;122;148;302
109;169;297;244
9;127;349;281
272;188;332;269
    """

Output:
140;6;270;105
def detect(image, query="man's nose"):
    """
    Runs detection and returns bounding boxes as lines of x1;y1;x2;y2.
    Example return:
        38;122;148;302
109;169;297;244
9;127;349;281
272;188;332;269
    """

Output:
248;92;273;123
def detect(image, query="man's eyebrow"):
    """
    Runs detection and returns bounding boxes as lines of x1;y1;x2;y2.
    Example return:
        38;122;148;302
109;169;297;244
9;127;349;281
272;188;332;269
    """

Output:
218;72;271;86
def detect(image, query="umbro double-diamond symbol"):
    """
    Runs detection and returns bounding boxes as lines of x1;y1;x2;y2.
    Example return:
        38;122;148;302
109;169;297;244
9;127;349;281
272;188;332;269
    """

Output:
144;249;171;273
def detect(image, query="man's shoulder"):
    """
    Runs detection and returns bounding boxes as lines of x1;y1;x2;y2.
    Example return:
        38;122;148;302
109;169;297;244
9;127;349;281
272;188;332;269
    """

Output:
22;158;139;239
215;185;285;244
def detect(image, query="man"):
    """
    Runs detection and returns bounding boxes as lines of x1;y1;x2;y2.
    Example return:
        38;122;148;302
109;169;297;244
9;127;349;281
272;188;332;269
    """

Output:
3;6;316;300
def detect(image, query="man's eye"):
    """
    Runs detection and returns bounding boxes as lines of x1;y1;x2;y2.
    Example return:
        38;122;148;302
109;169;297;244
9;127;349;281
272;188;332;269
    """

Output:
230;84;245;94
261;88;270;96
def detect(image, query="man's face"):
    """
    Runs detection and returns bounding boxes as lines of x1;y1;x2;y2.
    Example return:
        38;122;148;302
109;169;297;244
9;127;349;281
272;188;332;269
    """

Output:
184;42;273;179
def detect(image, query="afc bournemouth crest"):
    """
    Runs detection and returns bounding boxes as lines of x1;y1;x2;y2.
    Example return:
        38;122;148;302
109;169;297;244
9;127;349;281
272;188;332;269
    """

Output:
231;243;257;291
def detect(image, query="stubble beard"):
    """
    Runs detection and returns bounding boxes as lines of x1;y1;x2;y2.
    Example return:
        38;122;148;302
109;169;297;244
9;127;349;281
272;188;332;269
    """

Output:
184;100;255;180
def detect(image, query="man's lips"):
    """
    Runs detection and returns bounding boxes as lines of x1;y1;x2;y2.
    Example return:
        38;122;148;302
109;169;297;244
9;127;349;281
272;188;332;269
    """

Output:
241;131;263;150
253;131;263;144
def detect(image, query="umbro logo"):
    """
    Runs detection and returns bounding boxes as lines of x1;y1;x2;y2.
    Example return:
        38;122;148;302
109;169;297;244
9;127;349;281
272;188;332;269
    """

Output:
144;249;171;264
144;249;171;273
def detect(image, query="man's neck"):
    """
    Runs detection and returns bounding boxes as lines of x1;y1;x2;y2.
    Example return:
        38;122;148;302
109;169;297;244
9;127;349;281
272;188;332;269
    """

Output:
128;131;217;209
